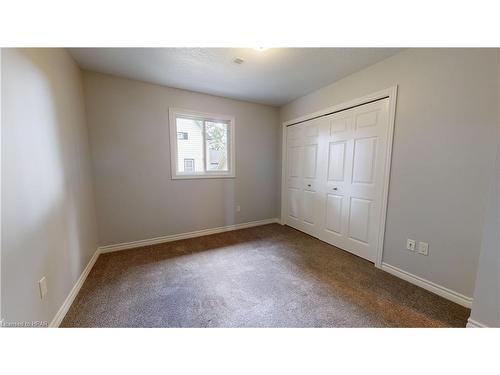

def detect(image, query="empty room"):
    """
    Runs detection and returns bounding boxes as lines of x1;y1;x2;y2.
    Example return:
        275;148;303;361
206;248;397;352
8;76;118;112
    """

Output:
1;2;499;372
3;46;499;328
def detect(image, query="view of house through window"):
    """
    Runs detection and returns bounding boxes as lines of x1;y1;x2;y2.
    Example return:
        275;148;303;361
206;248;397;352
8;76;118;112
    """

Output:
171;110;234;178
205;121;228;171
176;117;204;173
183;158;195;172
177;131;188;140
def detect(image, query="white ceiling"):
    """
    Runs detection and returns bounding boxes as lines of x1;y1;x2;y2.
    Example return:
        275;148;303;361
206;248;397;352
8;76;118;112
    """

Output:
68;48;402;107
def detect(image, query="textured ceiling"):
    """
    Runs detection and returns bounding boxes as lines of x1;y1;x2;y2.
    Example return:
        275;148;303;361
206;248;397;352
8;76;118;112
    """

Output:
68;48;402;106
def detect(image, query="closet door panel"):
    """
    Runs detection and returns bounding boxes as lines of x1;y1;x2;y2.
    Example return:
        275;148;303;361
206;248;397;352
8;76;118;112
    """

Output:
303;144;318;179
285;127;303;229
285;98;390;263
299;120;320;237
317;98;390;262
327;141;346;182
285;120;320;237
325;193;343;235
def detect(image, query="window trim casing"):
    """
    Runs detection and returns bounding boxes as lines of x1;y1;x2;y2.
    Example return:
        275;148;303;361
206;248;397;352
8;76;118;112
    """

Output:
169;108;236;179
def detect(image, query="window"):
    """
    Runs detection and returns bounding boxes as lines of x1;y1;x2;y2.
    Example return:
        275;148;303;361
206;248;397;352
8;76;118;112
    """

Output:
169;108;235;179
184;158;195;172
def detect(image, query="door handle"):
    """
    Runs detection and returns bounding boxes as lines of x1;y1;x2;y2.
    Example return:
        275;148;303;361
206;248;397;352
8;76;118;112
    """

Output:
332;187;338;190
307;184;311;187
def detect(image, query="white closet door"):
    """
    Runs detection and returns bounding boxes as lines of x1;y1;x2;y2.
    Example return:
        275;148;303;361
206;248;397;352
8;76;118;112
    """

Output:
317;98;390;261
285;119;321;237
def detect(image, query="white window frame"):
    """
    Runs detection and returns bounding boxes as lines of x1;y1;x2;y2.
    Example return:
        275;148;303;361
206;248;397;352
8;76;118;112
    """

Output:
169;108;236;179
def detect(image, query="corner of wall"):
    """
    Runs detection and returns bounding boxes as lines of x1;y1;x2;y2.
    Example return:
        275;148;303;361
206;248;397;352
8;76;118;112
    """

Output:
1;48;100;326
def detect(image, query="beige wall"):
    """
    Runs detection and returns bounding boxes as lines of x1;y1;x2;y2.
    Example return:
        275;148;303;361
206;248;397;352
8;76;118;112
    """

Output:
469;50;500;326
280;49;499;299
1;49;98;324
83;71;280;246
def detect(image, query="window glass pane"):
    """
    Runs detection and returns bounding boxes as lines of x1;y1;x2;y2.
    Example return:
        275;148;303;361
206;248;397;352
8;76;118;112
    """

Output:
177;132;188;140
205;121;229;171
176;117;204;173
183;158;195;172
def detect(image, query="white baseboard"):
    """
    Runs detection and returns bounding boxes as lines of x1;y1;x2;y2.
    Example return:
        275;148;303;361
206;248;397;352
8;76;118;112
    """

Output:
99;218;280;253
379;262;473;308
49;249;100;327
466;318;487;328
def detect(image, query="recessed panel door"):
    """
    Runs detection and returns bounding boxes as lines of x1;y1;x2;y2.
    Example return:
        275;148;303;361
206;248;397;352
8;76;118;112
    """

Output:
286;124;303;230
317;98;390;262
285;119;321;237
300;120;320;237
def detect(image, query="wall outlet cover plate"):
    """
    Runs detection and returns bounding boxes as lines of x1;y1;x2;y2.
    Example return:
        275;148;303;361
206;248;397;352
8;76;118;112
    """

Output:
406;239;416;251
418;242;429;255
38;277;48;299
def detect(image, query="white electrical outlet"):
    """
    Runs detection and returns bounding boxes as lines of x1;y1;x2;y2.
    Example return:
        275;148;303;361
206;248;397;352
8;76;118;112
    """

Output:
38;277;48;300
236;205;241;212
418;242;429;255
406;239;416;251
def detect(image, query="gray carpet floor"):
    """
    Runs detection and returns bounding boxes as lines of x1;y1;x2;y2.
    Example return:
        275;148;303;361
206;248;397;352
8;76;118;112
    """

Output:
61;224;469;327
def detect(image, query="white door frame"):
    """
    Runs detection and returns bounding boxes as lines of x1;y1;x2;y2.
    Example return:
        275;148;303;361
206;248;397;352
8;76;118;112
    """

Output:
280;86;398;268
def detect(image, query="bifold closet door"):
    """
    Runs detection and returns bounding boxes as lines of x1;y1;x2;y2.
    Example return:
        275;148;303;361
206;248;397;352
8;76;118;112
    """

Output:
285;119;321;238
316;98;390;262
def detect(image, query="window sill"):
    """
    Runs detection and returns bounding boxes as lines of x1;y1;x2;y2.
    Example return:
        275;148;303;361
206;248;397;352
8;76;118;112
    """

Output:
171;174;236;180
